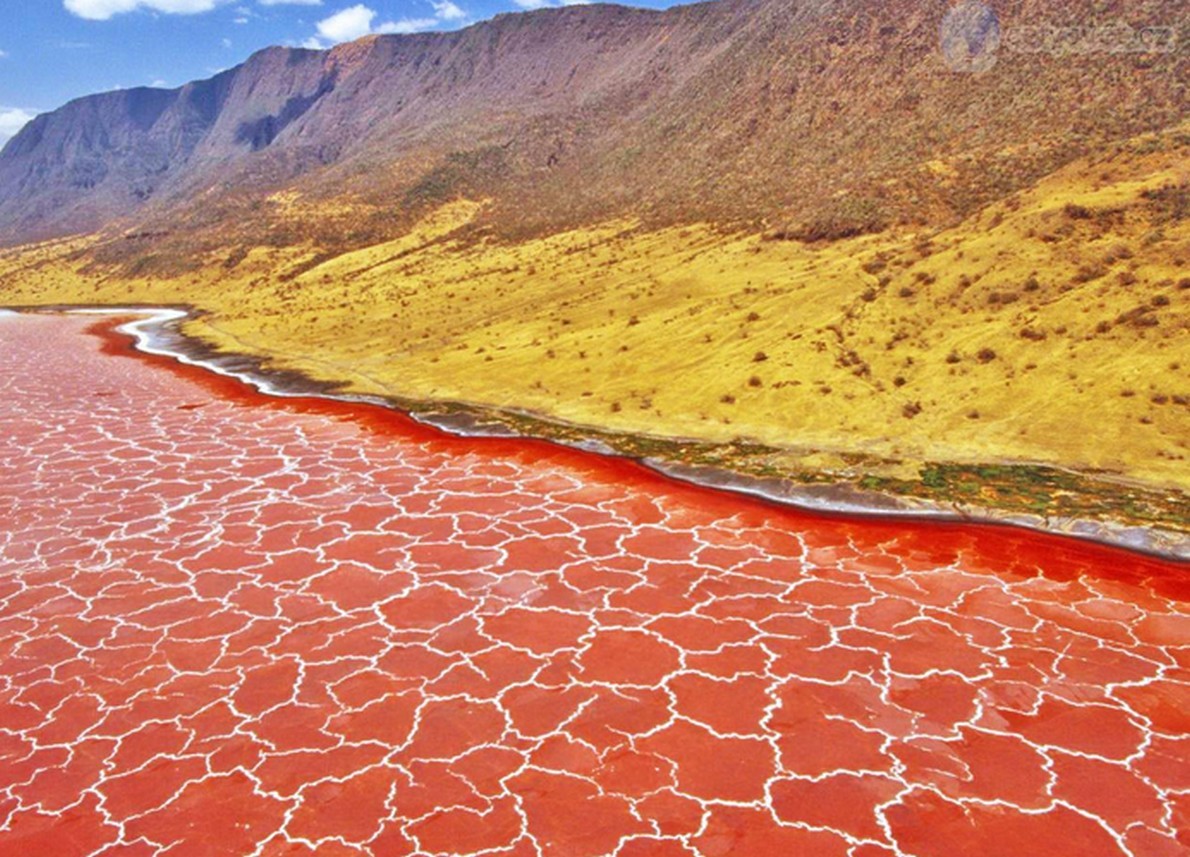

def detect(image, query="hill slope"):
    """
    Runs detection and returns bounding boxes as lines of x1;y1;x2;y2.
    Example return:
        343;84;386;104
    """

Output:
2;125;1186;535
0;0;1184;254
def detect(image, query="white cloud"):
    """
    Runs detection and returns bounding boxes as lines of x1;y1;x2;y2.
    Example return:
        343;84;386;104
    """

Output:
63;0;231;20
0;108;37;147
306;2;467;47
432;1;465;21
258;0;321;6
315;4;376;42
0;49;8;59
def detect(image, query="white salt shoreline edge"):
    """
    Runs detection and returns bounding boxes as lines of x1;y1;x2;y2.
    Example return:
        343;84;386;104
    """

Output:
4;306;1187;561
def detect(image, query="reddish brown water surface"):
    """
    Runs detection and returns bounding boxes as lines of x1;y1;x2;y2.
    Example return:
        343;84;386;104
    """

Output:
1;312;1187;857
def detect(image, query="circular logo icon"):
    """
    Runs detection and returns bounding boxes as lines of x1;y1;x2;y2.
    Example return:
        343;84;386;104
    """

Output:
940;1;1001;73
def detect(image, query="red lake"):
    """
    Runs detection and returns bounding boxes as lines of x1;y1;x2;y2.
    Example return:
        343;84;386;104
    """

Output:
0;312;1186;856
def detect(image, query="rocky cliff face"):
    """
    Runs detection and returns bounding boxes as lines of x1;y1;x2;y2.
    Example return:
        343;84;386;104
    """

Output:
0;0;1184;250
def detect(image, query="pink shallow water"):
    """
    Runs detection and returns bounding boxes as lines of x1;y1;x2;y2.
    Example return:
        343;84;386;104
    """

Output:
0;312;1187;857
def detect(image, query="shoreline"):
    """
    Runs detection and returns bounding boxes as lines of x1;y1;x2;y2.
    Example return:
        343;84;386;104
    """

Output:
3;304;1187;561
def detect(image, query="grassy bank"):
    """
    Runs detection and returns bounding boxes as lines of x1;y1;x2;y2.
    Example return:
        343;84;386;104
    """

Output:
2;129;1186;534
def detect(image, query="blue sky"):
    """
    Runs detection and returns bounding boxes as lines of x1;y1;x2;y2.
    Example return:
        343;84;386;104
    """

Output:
0;0;678;146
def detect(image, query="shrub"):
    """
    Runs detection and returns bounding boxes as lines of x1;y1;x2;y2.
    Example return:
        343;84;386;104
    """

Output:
784;196;890;242
1103;243;1133;263
1141;182;1189;223
1073;264;1108;284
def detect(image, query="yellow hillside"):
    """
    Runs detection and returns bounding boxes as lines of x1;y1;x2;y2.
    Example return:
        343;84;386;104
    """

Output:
2;127;1186;523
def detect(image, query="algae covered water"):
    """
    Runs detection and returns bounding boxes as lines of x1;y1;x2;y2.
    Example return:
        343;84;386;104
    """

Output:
0;313;1186;856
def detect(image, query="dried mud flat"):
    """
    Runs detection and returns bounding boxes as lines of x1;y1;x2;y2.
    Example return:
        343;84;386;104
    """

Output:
0;312;1187;856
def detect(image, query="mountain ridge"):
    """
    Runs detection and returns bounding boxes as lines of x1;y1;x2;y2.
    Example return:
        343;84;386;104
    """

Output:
1;0;1185;256
0;2;727;244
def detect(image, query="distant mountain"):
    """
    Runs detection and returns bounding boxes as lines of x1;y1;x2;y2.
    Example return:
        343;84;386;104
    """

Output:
0;0;1184;254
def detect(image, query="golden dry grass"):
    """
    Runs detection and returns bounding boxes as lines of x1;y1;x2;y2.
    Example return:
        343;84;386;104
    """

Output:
2;129;1186;494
